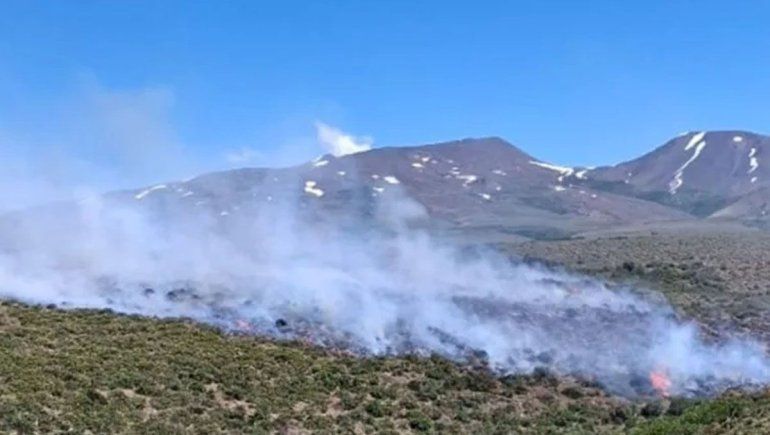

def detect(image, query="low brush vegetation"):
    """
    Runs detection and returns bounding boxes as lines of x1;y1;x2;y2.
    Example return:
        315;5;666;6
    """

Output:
631;391;770;434
1;301;768;434
509;232;770;342
3;232;770;433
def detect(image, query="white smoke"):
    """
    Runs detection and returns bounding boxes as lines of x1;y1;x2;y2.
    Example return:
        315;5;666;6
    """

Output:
315;121;373;156
0;80;203;211
0;179;768;398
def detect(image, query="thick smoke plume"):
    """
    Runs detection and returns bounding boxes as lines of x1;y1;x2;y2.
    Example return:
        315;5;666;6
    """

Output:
0;174;769;398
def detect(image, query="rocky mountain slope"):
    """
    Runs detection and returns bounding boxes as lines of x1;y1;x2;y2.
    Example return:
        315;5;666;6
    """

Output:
113;137;693;241
11;131;769;241
572;130;770;219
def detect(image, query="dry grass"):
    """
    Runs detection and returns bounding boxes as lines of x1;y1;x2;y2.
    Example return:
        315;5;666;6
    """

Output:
505;231;770;341
3;231;770;433
0;301;640;434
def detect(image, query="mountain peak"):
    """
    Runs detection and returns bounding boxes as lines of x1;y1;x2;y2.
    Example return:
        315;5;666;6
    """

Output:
402;135;516;150
582;130;770;216
405;136;534;161
677;130;764;143
115;129;770;239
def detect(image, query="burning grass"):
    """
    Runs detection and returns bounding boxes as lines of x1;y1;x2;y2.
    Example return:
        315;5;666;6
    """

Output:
3;196;769;417
1;300;769;433
51;274;767;402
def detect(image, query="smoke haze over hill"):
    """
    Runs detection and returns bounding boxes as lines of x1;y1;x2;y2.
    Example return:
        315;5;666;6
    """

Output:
1;162;769;398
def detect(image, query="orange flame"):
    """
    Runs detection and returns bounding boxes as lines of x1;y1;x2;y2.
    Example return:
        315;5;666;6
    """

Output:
234;319;252;331
649;369;672;397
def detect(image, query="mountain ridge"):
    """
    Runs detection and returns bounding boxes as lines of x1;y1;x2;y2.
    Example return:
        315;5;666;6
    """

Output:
569;130;770;218
11;131;770;242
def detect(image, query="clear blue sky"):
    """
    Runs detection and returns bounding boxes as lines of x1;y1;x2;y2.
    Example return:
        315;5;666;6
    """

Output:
1;0;770;191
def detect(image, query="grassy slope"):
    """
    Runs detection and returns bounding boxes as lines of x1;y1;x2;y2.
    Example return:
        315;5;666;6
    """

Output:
507;232;770;341
507;231;770;434
2;301;768;434
0;302;635;434
2;232;770;433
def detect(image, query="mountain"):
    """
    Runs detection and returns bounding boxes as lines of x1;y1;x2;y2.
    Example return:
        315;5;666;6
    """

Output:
709;186;770;224
574;131;770;217
110;137;690;241
10;132;770;243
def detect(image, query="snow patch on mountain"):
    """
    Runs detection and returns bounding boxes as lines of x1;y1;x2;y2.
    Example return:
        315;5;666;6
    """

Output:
669;132;707;194
135;184;168;200
304;181;324;197
685;132;707;151
456;174;478;186
530;161;575;182
749;148;759;174
383;176;400;185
